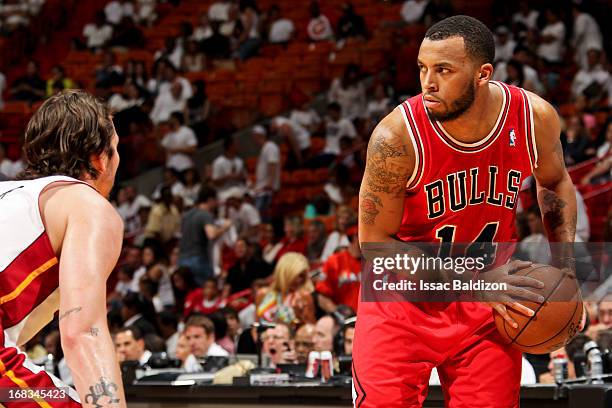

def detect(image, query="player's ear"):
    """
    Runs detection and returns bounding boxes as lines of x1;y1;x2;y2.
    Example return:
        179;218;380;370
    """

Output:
90;151;108;177
477;63;494;84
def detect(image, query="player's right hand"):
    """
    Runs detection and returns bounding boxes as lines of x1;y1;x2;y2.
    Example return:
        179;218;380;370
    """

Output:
477;260;545;328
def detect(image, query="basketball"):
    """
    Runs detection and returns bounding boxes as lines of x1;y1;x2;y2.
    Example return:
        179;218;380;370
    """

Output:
494;264;583;355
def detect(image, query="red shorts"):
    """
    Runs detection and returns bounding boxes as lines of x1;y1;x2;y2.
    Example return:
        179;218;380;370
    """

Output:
0;342;81;408
352;301;522;408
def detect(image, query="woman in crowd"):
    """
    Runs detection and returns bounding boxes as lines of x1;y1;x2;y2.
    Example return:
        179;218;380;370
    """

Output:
256;252;315;327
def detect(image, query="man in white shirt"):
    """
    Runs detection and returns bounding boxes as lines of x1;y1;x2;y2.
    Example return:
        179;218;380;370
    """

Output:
494;26;516;63
208;0;231;22
105;0;135;26
151;81;186;124
252;125;280;220
158;64;193;102
116;185;152;238
401;0;429;24
212;137;247;199
0;143;14;178
271;116;311;167
571;4;603;69
267;5;294;44
511;1;538;30
160;111;197;172
537;9;565;64
307;2;333;42
571;48;610;100
114;326;153;366
83;11;113;50
185;315;230;358
324;102;356;155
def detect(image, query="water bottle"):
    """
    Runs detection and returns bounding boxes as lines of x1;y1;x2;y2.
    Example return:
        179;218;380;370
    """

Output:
44;353;54;374
552;354;568;384
583;340;604;384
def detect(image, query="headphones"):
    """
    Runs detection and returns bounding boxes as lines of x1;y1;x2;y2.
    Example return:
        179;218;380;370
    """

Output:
331;311;356;356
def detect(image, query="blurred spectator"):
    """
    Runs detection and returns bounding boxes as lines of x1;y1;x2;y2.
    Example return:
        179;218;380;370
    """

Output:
328;64;366;120
160;111;197;172
176;168;202;207
10;60;45;103
209;0;232;22
294;323;315;363
305;220;327;263
336;3;367;41
539;334;591;383
494;46;544;95
135;0;157;26
580;155;612;185
256;252;316;326
95;51;124;88
105;0;135;26
175;333;202;371
512;1;538;31
564;115;593;165
121;293;158;336
186;80;211;142
114;326;152;365
401;0;429;25
236;0;261;60
571;48;610;102
220;3;239;37
493;26;515;64
517;206;550;264
316;224;360;312
366;83;392;123
290;100;321;134
575;189;590;242
313;315;338;353
212;137;247;199
113;265;135;298
126;60;149;89
267;5;294;44
252;125;281;217
267;323;297;366
130;243;166;293
202;21;232;61
109;81;144;112
193;13;213;41
116;185;152;238
182;40;206;72
45;66;74;97
225;190;261;237
225;239;272;294
321;205;355;261
171;266;197;315
83;11;113;50
139;276;162;311
178;186;232;284
275;216;308;260
571;3;603;70
421;0;454;27
343;323;354;355
159;311;180;358
108;16;145;48
155;37;183;71
152;167;186;200
185;314;230;357
307;1;333;42
221;307;243;351
536;8;565;65
598;293;612;329
324;102;357;155
144;186;181;244
184;277;227;317
271;116;311;168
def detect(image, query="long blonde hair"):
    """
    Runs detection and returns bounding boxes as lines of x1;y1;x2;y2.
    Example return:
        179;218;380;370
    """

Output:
271;252;313;295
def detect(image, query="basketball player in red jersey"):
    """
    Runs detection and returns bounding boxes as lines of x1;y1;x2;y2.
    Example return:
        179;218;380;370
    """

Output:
0;90;125;407
352;16;580;407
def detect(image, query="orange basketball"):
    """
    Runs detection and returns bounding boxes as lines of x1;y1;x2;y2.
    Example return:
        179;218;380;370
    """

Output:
493;264;583;354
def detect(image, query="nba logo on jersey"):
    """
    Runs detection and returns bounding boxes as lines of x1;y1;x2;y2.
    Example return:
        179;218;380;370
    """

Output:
509;129;516;147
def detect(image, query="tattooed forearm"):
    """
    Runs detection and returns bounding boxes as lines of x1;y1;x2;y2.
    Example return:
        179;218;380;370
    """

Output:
540;190;566;231
89;327;100;337
538;188;576;242
84;377;120;408
59;307;82;321
360;191;383;225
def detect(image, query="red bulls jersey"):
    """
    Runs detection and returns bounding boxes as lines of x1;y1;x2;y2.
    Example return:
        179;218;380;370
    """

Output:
396;82;537;260
0;176;85;347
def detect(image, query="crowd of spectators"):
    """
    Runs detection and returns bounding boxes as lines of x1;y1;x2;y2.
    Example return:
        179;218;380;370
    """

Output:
1;0;611;385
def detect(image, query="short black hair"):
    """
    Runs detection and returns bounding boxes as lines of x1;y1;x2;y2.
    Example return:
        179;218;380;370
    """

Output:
223;136;235;151
327;102;341;112
118;325;144;341
424;15;495;65
170;111;184;125
196;185;217;204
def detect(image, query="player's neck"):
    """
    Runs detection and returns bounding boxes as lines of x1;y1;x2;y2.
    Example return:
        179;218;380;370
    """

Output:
436;82;503;143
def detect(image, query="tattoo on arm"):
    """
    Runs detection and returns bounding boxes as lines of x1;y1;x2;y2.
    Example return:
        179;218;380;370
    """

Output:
89;327;100;337
59;307;82;321
364;136;410;197
361;191;383;225
84;377;120;408
540;190;576;240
